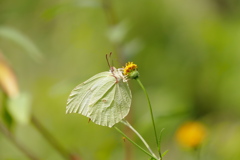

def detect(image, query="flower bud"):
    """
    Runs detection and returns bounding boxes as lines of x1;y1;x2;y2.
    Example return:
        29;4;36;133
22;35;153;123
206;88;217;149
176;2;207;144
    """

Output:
128;70;139;79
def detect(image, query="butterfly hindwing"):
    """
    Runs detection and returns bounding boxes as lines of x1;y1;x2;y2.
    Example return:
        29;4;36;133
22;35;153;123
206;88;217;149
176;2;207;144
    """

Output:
66;69;132;127
66;71;111;114
87;79;131;127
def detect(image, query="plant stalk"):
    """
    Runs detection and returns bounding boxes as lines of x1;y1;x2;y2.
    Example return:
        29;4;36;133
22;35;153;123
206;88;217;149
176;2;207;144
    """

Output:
120;120;158;159
114;126;157;160
136;78;160;157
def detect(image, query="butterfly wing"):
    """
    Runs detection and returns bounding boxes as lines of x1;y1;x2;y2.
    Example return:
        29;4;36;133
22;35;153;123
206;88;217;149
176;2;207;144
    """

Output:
66;71;132;127
87;77;132;127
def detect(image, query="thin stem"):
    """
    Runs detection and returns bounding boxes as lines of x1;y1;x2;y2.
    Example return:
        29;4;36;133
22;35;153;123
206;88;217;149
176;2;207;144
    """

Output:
114;126;157;160
120;120;158;160
0;122;40;160
136;78;160;157
31;116;71;160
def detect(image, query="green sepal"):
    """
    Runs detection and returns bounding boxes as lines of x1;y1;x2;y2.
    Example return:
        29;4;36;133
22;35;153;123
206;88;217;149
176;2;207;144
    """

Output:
162;150;169;157
128;70;139;79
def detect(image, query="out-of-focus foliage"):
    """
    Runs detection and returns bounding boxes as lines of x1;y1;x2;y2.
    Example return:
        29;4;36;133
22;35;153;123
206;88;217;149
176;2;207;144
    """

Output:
0;0;240;160
0;54;19;97
0;27;43;62
0;54;31;126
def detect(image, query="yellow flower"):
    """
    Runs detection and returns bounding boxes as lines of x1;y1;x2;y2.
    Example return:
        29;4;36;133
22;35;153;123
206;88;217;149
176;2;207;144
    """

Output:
123;62;139;79
176;121;207;148
123;62;138;75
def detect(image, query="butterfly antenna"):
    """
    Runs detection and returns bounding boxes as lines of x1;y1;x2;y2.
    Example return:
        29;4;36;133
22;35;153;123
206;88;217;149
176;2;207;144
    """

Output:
106;53;111;68
110;52;114;68
106;52;114;72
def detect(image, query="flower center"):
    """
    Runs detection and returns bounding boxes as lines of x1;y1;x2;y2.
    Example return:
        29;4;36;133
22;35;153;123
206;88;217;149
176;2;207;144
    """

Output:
123;62;138;75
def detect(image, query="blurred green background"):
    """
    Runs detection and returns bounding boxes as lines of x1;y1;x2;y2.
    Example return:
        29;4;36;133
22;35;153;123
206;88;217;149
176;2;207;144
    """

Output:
1;0;240;160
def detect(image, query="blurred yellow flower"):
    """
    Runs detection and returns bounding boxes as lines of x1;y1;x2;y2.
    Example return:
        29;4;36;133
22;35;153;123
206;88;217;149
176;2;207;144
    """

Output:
176;121;207;148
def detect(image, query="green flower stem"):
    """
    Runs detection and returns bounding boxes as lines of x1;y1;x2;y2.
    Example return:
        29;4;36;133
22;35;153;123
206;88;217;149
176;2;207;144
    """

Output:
120;120;158;159
114;126;157;160
135;78;160;157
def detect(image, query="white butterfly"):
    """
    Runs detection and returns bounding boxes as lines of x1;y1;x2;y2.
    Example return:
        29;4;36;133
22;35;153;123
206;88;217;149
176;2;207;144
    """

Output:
66;65;132;128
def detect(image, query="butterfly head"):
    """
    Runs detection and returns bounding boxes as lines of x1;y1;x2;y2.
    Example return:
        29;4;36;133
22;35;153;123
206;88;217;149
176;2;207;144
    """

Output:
110;67;127;83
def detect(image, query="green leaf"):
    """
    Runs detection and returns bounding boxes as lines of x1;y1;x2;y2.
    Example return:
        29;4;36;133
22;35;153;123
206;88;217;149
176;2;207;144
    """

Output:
2;103;14;129
0;26;43;62
7;92;31;125
162;150;169;157
158;128;165;155
1;92;14;129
